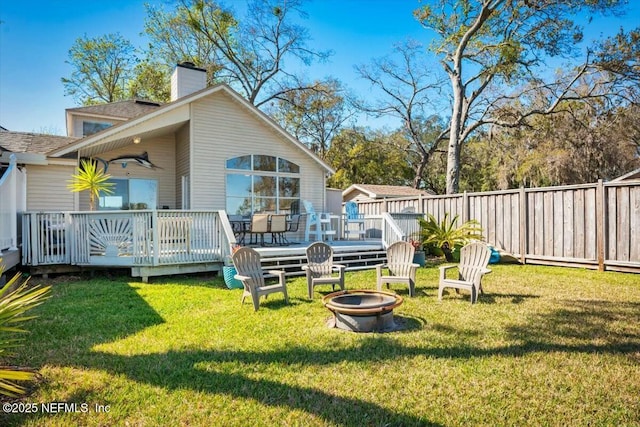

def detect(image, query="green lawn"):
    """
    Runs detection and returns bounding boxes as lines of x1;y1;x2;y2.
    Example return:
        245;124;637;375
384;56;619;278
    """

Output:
3;264;640;426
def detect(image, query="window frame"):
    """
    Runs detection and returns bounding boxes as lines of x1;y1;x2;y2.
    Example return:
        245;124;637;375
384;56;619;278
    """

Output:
225;155;300;215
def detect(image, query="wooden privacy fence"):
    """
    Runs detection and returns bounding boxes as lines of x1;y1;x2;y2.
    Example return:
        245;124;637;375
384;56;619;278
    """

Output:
354;180;640;273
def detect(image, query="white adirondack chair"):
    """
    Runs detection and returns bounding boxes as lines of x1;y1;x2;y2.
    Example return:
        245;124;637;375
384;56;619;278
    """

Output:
438;242;492;304
376;241;419;297
302;242;346;299
232;247;289;311
302;200;336;242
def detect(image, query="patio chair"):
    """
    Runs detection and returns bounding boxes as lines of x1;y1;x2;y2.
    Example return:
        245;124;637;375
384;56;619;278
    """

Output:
269;214;287;245
302;242;346;299
232;247;289;311
438;242;492;304
249;213;269;246
302;200;336;242
376;241;419;297
344;201;366;240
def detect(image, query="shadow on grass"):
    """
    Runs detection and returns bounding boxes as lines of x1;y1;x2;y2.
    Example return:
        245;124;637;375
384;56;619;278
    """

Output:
13;280;640;426
14;280;442;426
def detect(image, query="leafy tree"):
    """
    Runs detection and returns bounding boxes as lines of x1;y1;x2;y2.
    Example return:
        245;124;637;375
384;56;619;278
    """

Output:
143;3;222;85
270;79;353;158
326;127;413;189
181;0;331;107
455;90;640;191
62;33;138;105
128;60;171;103
0;260;50;397
67;159;114;211
356;40;447;189
414;0;638;193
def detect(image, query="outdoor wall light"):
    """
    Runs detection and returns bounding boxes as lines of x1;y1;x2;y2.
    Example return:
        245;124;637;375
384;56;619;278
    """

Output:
133;136;141;144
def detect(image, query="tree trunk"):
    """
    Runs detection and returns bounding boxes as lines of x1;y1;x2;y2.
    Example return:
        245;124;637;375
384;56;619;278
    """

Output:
445;133;461;195
446;76;464;194
413;154;428;189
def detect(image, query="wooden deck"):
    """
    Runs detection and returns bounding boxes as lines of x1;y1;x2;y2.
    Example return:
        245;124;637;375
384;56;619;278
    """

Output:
255;239;386;274
19;210;395;282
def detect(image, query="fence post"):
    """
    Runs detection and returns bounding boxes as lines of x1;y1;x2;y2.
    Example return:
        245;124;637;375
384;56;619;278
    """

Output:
596;179;605;271
462;191;468;223
519;186;527;264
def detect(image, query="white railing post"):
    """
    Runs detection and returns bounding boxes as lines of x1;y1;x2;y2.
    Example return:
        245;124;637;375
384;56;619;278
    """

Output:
8;155;17;250
0;154;18;252
152;210;160;266
381;212;405;249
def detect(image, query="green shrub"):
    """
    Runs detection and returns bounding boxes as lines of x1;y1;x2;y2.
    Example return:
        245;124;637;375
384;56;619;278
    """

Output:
0;261;50;397
418;213;484;261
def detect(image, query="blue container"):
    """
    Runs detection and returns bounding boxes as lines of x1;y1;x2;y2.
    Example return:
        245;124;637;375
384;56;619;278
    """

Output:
489;246;501;264
222;265;244;289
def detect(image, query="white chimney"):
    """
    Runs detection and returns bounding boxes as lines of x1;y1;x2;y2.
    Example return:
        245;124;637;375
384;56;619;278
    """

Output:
170;62;207;101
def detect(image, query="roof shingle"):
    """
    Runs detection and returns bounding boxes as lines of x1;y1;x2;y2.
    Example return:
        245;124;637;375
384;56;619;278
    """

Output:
0;132;78;155
66;99;162;120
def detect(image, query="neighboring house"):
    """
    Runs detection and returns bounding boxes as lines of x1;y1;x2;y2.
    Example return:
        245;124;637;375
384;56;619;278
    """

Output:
1;62;334;215
610;167;640;182
342;184;434;203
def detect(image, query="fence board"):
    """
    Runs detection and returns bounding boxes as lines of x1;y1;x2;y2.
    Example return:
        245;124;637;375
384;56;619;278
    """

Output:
617;186;631;262
563;191;573;258
585;188;597;260
631;187;640;262
607;187;617;260
574;190;585;258
536;192;562;256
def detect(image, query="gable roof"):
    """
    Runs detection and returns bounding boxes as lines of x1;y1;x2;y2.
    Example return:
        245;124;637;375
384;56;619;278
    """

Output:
610;167;640;182
51;84;334;173
0;131;78;155
66;99;162;120
343;184;434;200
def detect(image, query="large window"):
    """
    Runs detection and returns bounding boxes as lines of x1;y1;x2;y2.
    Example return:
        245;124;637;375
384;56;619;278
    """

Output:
83;121;112;137
226;155;300;215
99;178;158;210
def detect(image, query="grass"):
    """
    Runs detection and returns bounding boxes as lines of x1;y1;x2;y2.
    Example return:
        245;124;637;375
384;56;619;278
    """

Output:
2;264;640;426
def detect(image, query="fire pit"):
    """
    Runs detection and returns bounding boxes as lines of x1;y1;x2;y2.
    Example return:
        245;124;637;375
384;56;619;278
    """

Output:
322;289;403;332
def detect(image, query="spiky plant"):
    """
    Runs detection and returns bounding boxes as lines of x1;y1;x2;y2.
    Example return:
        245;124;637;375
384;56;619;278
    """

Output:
0;261;51;397
418;213;484;261
67;159;114;211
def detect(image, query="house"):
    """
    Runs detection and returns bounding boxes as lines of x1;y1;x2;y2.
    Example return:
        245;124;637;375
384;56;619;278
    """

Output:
342;184;433;203
2;62;334;215
610;167;640;182
0;62;340;278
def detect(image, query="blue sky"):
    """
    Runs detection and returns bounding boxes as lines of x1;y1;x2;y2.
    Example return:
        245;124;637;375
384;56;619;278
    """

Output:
0;0;638;135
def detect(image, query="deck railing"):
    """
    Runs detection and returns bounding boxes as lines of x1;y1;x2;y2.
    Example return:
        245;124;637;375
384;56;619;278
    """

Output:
390;213;424;242
380;213;406;248
0;154;24;252
22;210;230;267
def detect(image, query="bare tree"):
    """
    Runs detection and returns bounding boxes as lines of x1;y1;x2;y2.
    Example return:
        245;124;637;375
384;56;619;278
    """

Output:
414;0;638;193
270;78;354;158
181;0;331;108
356;40;448;189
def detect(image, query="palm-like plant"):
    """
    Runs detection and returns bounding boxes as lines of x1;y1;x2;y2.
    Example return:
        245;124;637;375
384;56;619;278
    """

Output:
67;159;114;211
0;261;51;397
418;213;484;261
